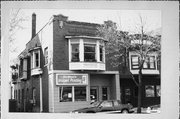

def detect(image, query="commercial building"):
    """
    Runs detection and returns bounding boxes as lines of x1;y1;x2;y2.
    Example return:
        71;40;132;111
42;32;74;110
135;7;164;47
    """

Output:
11;13;160;113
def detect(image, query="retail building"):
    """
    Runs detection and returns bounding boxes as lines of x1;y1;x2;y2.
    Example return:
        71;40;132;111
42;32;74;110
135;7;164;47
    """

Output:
11;13;160;113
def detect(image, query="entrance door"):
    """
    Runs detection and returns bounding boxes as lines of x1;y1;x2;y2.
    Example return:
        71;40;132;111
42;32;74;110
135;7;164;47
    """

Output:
102;87;108;100
90;87;98;102
124;87;131;103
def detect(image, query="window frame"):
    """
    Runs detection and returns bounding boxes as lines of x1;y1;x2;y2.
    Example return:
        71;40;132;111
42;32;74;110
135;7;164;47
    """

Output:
131;55;156;70
31;50;40;69
99;45;104;62
145;85;155;97
84;44;96;62
71;43;80;62
44;47;48;65
131;55;139;69
59;86;87;102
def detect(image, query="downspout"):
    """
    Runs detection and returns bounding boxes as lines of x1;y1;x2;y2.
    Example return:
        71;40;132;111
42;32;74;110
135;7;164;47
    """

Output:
40;74;43;112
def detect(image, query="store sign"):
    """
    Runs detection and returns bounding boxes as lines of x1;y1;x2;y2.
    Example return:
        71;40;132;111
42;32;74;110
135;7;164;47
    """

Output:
56;74;88;85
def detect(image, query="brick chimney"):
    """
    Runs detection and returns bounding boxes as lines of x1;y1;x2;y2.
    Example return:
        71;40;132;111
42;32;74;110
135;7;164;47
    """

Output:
32;13;36;39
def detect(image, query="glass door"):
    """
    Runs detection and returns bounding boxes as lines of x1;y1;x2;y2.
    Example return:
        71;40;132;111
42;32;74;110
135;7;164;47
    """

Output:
102;87;108;100
90;87;98;103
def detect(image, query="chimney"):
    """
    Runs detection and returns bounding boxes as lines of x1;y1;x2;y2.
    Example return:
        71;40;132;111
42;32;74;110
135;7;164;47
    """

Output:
32;13;36;39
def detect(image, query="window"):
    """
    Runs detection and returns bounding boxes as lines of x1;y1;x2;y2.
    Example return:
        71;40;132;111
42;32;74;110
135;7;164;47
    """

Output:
149;56;155;69
100;101;113;107
131;55;139;69
145;85;155;97
143;56;156;69
32;88;36;104
18;89;20;103
113;100;119;106
131;55;156;69
59;86;87;102
75;87;86;101
31;50;40;69
84;44;96;62
71;44;79;62
59;87;72;102
156;85;161;97
44;47;48;65
35;52;39;67
100;46;103;62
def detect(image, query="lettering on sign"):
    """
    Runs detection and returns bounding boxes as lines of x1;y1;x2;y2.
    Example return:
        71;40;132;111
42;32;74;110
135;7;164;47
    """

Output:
56;74;88;85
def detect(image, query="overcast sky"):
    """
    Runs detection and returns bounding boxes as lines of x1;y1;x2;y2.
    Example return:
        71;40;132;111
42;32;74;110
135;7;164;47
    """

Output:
10;9;161;63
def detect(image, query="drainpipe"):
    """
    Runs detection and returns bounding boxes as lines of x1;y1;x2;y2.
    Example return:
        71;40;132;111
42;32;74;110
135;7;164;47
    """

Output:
40;74;43;112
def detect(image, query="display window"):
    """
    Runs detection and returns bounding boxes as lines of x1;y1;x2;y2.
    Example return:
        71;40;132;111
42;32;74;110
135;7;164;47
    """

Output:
145;85;155;97
75;86;86;101
156;85;161;97
59;86;87;102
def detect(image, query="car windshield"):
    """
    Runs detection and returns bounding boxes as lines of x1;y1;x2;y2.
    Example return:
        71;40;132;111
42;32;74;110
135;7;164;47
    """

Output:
90;101;101;107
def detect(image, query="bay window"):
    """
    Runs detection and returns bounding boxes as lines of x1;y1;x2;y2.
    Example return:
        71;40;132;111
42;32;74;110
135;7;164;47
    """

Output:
84;44;96;62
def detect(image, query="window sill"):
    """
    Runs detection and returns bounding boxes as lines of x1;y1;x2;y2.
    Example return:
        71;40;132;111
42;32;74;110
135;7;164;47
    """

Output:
31;67;43;76
69;62;105;71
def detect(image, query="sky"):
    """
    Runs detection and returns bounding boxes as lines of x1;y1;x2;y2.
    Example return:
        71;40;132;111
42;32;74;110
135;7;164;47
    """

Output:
10;9;161;63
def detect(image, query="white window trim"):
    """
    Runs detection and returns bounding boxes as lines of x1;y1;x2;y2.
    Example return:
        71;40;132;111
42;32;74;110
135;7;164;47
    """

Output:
69;38;105;63
32;50;40;69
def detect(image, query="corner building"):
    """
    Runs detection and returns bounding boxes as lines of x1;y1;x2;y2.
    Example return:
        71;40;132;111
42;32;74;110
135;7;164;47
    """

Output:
13;14;120;113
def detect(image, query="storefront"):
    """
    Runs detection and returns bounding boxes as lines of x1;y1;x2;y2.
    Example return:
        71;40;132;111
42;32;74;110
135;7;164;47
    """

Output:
120;75;160;107
49;71;120;113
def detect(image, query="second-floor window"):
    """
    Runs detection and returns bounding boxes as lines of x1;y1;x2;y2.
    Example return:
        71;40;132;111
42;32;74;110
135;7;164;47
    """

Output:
71;44;79;62
84;44;96;62
44;47;48;65
131;55;139;69
131;55;156;70
143;56;156;69
100;46;103;62
31;50;40;69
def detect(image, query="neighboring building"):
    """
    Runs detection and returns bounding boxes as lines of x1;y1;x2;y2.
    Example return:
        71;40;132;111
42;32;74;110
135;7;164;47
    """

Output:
11;13;160;113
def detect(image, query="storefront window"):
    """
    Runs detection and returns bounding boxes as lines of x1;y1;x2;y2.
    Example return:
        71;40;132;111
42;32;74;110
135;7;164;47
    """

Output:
84;44;96;62
71;44;79;62
156;85;161;97
145;85;155;97
75;87;86;101
59;87;72;102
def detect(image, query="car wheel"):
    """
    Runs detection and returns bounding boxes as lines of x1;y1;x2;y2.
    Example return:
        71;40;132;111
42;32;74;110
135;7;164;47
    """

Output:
121;109;129;114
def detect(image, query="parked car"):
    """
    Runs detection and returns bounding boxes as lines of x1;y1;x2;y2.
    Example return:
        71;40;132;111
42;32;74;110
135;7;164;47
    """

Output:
146;104;160;114
71;100;134;113
132;104;160;114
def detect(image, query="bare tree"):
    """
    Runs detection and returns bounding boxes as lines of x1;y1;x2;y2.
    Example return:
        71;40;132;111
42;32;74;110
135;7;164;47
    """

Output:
9;9;28;52
9;9;29;64
97;16;161;113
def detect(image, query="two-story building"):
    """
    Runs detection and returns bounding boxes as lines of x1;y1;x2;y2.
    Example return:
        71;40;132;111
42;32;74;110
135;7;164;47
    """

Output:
12;13;160;113
12;13;120;113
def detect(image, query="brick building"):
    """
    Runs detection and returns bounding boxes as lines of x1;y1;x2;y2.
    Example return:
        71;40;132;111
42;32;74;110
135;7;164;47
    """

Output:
11;13;160;113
